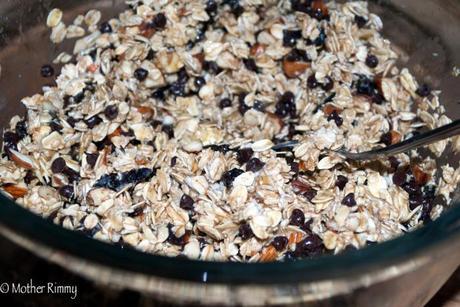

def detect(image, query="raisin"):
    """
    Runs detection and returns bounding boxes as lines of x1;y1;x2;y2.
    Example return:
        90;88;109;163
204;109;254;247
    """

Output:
237;148;254;164
104;105;119;120
416;84;431;97
275;91;296;118
307;75;318;89
194;76;206;89
180;194;195;211
243;58;258;72
51;157;66;174
85;116;102;129
327;110;343;126
246;157;265;172
239;223;254;240
86;153;99;168
99;21;113;33
134;68;148;81
219;98;232;109
321;76;334;91
15;120;28;139
161;125;174;139
221;168;244;188
355;15;367;28
149;13;167;30
335;175;348;190
58;185;74;199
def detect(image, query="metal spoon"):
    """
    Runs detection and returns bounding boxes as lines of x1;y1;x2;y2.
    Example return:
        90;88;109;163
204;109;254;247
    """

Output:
271;119;460;161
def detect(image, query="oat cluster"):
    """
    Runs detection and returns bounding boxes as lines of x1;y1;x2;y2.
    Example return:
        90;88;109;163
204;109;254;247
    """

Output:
1;0;460;262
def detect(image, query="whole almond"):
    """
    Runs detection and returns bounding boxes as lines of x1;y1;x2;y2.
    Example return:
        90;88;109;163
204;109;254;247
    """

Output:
3;184;28;199
283;59;310;78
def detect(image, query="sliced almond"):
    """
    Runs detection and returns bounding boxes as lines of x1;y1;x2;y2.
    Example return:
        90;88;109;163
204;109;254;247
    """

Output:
259;245;278;262
282;59;309;78
3;184;28;199
8;149;34;170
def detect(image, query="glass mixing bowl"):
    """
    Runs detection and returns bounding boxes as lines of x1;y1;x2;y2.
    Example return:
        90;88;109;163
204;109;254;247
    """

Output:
0;0;459;305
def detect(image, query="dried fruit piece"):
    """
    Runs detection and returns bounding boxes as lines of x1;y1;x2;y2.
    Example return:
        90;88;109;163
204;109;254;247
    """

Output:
259;245;278;262
411;165;430;186
3;184;28;199
282;59;310;78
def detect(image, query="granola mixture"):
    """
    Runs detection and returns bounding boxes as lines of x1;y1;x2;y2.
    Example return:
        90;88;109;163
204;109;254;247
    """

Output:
1;0;460;262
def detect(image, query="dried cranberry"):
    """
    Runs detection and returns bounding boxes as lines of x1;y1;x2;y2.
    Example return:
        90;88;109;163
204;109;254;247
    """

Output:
416;84;431;97
221;168;244;188
40;64;54;77
237;148;254;164
335;175;348;190
51;157;66;174
219;98;232;109
180;194;195;211
134;68;148;81
104;105;119;120
239;223;254;240
365;54;379;68
283;30;302;47
58;185;74;199
289;208;305;226
275;91;296;118
342;193;356;207
246;157;265;172
271;236;289;251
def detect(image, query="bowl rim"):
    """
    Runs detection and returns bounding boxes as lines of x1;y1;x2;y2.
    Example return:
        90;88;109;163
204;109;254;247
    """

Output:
0;192;459;284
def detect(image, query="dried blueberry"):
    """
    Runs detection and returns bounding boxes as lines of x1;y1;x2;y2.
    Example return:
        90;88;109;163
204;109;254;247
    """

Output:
295;234;323;256
237;148;254;164
180;194;195;211
356;76;375;96
335;175;348;190
283;30;302;47
307;75;318;89
161;125;174;139
194;76;206;89
134;68;148;81
246;157;265;172
354;15;367;28
239;223;254;240
99;21;112;33
206;0;218;16
416;84;431;97
321;76;334;91
86;153;99;168
221;168;244;188
365;54;379;68
58;185;74;199
289;208;305;226
104;105;119;120
271;236;289;251
275;91;296;118
51;157;66;174
219;98;232;109
85;116;102;129
40;64;54;77
149;13;167;30
15;120;28;139
243;58;258;72
342;193;356;207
